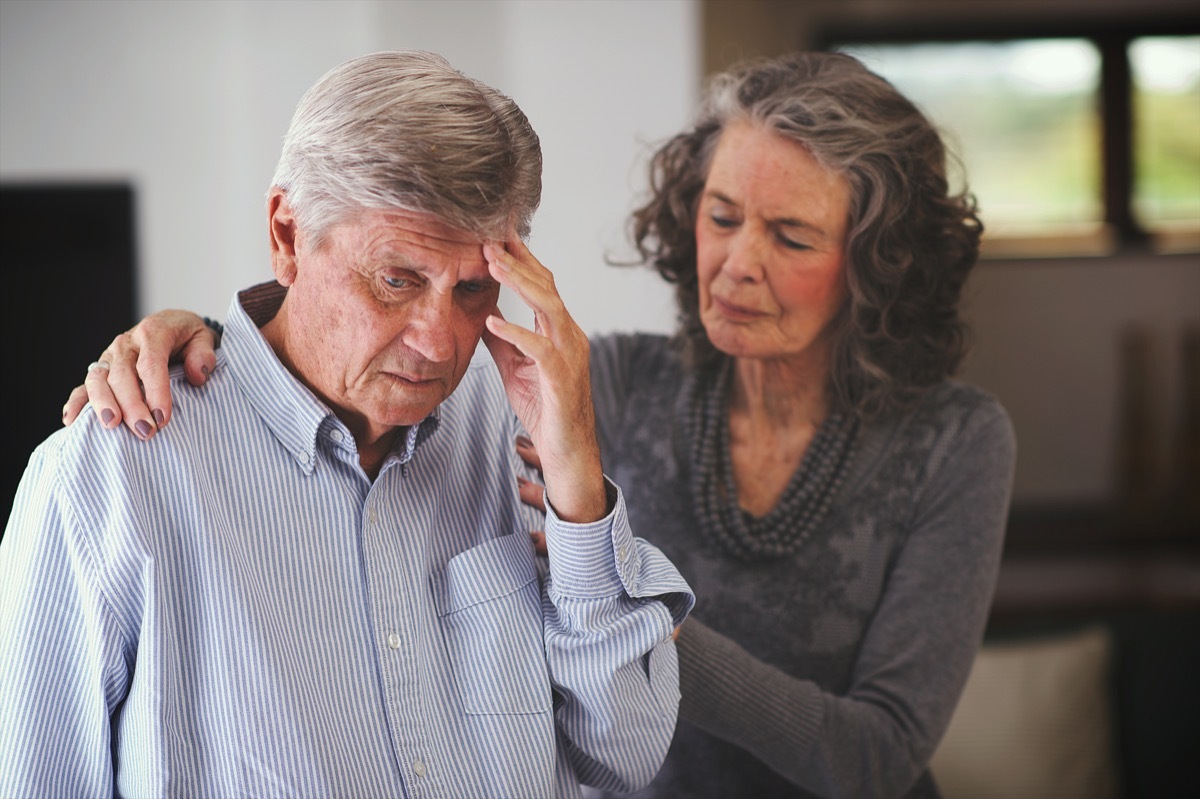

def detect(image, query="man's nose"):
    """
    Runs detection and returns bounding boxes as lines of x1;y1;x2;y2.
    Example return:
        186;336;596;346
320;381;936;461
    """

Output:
401;293;455;363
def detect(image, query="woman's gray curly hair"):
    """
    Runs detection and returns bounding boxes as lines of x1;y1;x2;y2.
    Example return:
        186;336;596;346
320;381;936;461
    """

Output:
272;50;542;245
630;51;982;420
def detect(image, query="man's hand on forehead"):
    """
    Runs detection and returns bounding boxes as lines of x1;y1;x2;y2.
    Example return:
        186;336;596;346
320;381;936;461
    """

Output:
481;239;607;525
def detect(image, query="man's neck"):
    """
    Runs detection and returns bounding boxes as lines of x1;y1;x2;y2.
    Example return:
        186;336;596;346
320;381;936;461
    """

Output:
356;430;404;481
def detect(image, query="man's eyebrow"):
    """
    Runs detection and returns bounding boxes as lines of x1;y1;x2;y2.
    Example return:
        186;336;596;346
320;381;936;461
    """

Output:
459;276;500;287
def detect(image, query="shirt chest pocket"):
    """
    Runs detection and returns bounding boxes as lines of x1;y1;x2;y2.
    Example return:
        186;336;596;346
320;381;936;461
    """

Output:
430;532;553;715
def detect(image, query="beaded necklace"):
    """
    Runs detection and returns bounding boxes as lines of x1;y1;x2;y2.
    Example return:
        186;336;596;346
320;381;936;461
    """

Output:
687;359;859;561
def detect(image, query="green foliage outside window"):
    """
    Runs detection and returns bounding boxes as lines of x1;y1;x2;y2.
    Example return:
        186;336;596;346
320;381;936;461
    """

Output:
839;36;1199;252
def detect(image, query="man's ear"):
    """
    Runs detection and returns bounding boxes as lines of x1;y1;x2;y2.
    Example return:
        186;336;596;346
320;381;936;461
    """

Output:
267;188;299;286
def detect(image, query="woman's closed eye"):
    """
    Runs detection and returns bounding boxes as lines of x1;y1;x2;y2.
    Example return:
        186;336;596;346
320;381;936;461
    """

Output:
777;232;813;251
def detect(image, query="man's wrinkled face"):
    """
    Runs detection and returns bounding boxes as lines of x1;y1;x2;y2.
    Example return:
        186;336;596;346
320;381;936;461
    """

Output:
278;207;499;440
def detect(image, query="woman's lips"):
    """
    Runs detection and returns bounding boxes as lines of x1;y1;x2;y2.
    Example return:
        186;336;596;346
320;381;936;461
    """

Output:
713;296;765;321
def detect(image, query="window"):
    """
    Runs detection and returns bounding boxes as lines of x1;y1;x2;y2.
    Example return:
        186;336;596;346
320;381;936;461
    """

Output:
1131;36;1200;245
827;26;1199;258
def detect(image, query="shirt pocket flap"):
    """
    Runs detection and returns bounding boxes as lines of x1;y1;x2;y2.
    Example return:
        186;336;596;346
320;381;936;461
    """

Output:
431;532;537;617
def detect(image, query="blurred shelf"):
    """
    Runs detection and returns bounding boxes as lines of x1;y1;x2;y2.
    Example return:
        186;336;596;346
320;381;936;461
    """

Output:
990;503;1200;627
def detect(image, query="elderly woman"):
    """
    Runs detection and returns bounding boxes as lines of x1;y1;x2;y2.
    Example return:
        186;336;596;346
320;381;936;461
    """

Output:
66;52;1014;798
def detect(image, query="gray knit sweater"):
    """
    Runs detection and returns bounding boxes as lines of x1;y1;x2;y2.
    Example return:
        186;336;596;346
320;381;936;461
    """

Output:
589;333;1016;799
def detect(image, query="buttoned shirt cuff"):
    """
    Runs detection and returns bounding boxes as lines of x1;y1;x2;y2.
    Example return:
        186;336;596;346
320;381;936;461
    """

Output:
542;476;639;599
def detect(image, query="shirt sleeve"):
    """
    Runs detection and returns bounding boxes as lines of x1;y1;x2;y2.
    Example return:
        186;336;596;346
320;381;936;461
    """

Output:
674;400;1016;798
540;477;695;793
0;438;131;799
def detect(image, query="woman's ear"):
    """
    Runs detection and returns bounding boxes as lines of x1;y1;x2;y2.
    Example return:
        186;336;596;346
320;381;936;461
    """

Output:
267;188;299;286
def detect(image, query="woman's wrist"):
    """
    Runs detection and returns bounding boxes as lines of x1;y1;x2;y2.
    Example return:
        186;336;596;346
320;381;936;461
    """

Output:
201;316;224;347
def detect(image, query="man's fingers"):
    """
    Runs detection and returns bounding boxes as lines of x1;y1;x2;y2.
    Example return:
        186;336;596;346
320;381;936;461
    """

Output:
484;314;554;366
484;242;565;341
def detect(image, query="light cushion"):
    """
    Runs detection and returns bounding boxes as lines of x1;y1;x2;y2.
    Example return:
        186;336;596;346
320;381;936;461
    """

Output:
931;625;1120;799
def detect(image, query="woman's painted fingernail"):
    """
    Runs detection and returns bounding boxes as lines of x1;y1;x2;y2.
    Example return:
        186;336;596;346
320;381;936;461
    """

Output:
516;435;533;449
102;409;115;426
135;420;152;439
517;476;530;487
153;409;165;426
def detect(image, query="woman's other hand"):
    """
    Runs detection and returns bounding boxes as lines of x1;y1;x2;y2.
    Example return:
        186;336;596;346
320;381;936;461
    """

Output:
62;310;216;439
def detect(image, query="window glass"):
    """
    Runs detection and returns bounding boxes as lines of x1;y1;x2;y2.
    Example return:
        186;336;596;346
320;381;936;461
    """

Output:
836;40;1103;244
1131;36;1200;243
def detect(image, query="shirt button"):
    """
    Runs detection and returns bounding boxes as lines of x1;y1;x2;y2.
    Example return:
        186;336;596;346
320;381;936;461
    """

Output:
368;508;378;525
297;450;310;464
387;632;401;649
330;429;344;443
618;544;630;563
413;759;427;778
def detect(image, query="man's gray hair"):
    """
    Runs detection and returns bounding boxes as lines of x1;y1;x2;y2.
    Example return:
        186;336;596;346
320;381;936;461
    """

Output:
271;50;542;243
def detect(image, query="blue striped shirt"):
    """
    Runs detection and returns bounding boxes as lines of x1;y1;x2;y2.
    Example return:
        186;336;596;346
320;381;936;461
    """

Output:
0;291;694;799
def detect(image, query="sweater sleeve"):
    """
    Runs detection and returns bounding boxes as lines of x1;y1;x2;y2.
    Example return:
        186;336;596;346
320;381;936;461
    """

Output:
675;398;1016;799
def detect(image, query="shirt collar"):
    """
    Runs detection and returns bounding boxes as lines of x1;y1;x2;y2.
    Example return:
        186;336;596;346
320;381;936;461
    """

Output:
221;290;439;474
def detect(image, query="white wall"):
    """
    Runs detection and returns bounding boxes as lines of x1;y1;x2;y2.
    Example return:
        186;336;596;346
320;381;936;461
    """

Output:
0;0;691;334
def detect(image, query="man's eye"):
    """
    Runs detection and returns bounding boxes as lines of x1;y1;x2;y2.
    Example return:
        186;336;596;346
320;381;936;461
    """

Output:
457;281;492;295
383;276;414;289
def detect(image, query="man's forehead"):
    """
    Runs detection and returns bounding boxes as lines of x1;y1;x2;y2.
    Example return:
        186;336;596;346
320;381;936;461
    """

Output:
358;208;486;245
339;209;495;271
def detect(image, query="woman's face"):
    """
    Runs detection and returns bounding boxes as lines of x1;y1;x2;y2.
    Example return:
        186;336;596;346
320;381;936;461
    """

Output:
695;121;850;368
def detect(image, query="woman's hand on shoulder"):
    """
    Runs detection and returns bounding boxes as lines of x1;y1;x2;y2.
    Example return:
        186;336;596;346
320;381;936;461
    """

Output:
62;310;217;440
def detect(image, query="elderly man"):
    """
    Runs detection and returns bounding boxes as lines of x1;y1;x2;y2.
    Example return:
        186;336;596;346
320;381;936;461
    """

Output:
0;51;692;798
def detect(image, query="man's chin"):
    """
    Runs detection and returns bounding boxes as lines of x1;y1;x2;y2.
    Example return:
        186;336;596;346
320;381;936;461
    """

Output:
378;389;448;427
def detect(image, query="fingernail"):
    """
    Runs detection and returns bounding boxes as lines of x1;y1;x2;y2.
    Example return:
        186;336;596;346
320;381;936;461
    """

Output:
153;409;165;426
517;476;530;487
61;405;69;419
102;409;115;426
135;420;152;439
516;435;533;449
201;366;210;380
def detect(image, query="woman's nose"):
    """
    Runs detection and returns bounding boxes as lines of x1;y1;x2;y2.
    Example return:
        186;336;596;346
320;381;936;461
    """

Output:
722;228;767;283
